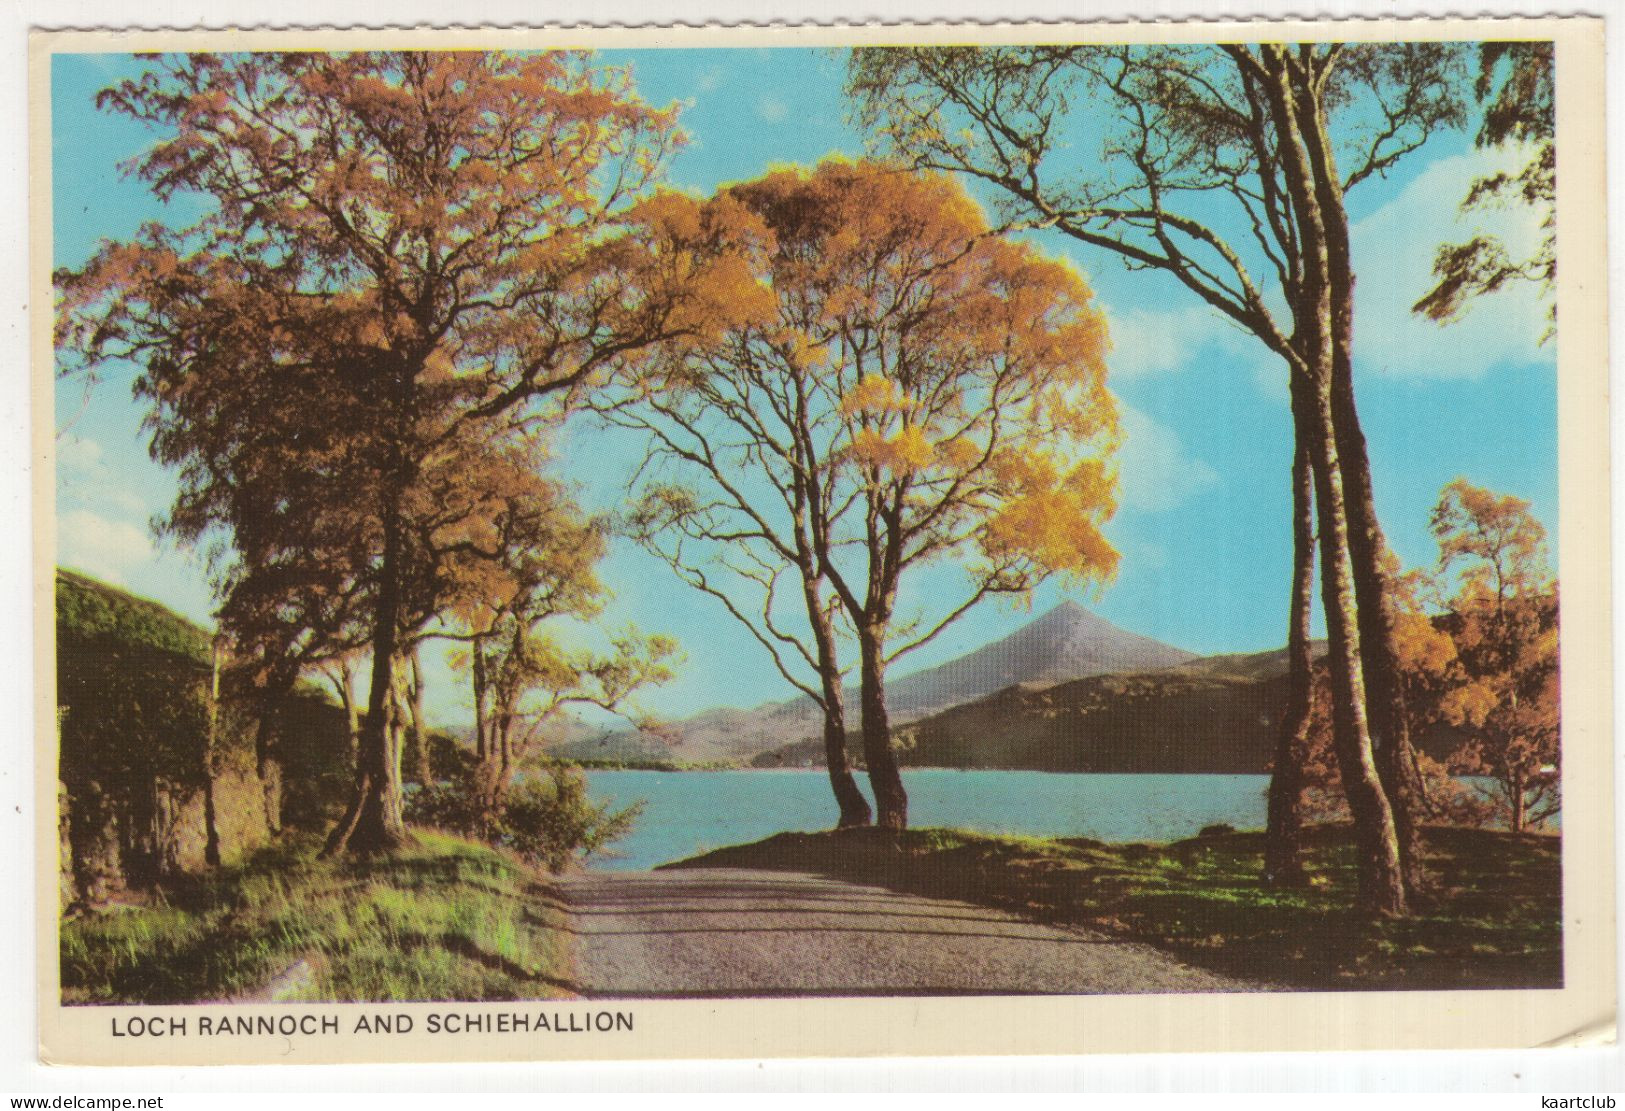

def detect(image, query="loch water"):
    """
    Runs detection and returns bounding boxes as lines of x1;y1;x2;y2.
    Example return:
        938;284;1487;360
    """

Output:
579;768;1277;871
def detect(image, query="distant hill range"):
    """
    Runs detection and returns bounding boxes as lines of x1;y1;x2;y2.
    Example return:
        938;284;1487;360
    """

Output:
754;647;1296;773
748;639;1464;774
546;601;1203;767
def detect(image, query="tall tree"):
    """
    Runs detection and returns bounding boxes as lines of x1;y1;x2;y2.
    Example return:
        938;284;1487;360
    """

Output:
615;189;872;828
56;51;744;855
850;43;1467;909
1264;439;1316;885
621;160;1118;829
436;458;676;822
1429;481;1559;832
1299;491;1557;835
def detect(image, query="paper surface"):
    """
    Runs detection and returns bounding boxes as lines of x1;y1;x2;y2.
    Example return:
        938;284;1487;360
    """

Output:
33;18;1613;1065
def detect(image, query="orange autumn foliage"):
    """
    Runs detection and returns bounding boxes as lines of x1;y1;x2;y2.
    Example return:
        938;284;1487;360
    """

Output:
53;51;746;854
615;158;1120;829
1297;482;1558;833
624;158;1119;662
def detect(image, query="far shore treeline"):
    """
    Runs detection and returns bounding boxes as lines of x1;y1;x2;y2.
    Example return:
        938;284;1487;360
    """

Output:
55;44;1557;927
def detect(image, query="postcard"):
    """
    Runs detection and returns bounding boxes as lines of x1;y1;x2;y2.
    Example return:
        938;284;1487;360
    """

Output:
32;17;1612;1065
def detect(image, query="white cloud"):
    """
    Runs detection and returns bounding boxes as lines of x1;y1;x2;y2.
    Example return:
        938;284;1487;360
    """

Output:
1100;145;1553;391
57;508;154;586
756;96;789;123
56;433;103;475
1351;143;1553;379
1103;302;1254;380
56;433;148;515
1114;405;1220;513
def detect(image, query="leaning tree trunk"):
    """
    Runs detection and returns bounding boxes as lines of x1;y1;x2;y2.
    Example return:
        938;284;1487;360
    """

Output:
803;580;872;828
322;510;411;857
1265;438;1316;887
857;625;907;830
1296;73;1429;891
1299;368;1408;917
821;690;871;829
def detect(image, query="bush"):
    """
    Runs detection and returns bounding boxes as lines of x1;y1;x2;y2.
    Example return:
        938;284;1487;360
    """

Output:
405;762;641;873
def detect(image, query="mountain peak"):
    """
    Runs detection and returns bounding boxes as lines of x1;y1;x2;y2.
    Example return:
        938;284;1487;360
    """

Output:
550;600;1199;764
881;601;1196;718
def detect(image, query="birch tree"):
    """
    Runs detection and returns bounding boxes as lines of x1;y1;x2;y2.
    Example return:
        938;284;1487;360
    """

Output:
618;160;1118;829
850;43;1468;910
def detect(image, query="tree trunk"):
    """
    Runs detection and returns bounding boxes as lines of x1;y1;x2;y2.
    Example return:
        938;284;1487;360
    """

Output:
497;708;513;781
467;633;505;829
822;691;871;829
1509;771;1527;833
322;511;410;857
202;638;222;868
249;656;293;838
253;667;288;838
1300;370;1407;917
472;637;489;762
804;580;871;828
408;643;431;787
857;626;907;830
1265;438;1316;887
1294;62;1429;891
1262;46;1406;915
333;663;360;769
1332;373;1429;886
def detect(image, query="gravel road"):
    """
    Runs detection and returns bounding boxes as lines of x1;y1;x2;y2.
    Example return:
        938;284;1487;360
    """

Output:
556;868;1255;997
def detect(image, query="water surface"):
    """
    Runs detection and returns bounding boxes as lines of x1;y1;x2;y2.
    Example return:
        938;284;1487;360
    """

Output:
582;769;1274;871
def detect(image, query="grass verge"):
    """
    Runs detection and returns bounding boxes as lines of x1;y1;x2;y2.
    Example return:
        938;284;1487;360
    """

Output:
62;831;573;1004
665;824;1560;990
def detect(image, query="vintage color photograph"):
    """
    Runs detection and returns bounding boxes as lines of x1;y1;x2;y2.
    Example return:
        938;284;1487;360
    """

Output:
41;27;1603;1054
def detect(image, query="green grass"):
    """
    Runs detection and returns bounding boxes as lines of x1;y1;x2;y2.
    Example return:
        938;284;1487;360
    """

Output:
61;832;572;1004
666;823;1561;990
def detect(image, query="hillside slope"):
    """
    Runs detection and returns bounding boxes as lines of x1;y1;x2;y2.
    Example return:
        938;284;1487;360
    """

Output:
880;600;1198;719
755;641;1469;774
752;648;1288;773
892;666;1288;773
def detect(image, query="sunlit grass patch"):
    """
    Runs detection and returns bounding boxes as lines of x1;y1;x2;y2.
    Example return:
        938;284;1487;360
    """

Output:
61;831;571;1004
668;823;1560;991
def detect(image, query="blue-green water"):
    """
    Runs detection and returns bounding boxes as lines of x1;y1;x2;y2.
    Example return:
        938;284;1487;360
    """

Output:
581;769;1274;871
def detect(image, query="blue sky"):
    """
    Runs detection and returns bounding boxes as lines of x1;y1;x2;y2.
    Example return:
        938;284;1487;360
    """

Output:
51;48;1558;727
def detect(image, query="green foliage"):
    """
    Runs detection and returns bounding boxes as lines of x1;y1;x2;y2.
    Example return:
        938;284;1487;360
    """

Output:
405;761;642;874
269;690;360;827
501;770;643;872
61;832;570;1004
57;570;223;793
57;569;211;661
1415;43;1555;332
568;758;739;771
56;568;353;836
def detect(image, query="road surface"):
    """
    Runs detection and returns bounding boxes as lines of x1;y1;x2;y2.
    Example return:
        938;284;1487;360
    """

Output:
556;868;1254;997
